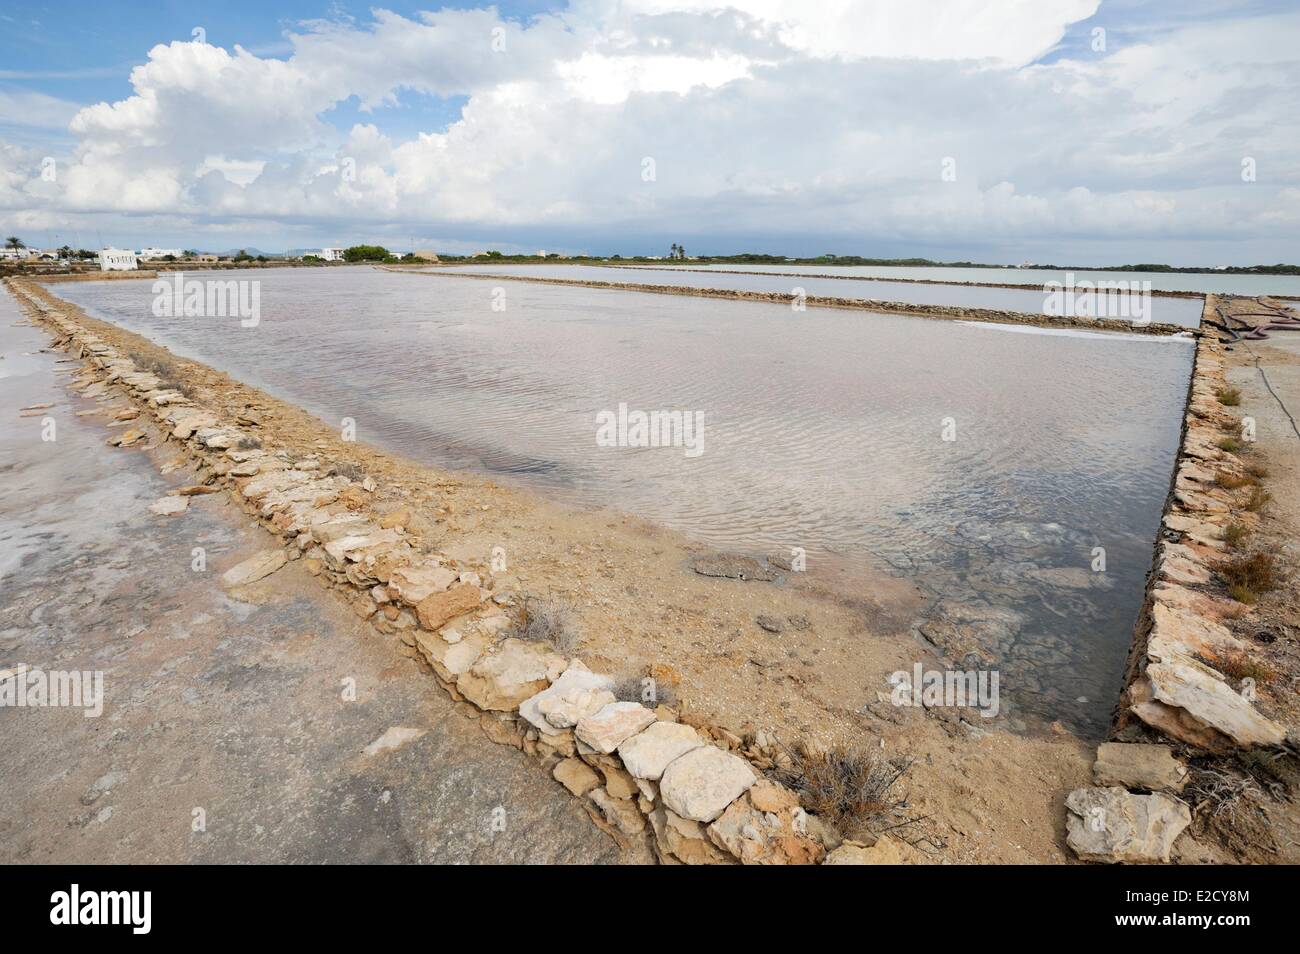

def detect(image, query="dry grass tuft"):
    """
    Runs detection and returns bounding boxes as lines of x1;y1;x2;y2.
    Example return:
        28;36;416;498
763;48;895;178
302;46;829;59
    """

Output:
771;742;922;842
1245;487;1271;512
511;595;579;655
1222;522;1249;549
1204;646;1277;686
1216;437;1242;453
1220;551;1277;604
1215;386;1241;406
1215;471;1254;491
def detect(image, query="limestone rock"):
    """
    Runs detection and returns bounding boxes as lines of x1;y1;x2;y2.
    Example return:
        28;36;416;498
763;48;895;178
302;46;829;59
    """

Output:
519;661;615;735
589;787;646;837
1065;787;1191;863
415;629;489;683
1147;602;1249;669
823;835;915;865
706;780;822;864
455;637;566;711
651;806;734;865
553;757;601;796
388;562;457;605
221;549;287;588
1137;662;1287;750
575;701;657;754
362;726;426;756
1093;742;1187;792
148;495;189;516
691;553;777;582
660;744;757;822
415;582;483;631
617;721;704;780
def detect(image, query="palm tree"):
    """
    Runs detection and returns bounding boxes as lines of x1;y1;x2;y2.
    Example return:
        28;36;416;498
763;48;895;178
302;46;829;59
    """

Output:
669;242;679;259
5;236;23;251
676;243;686;260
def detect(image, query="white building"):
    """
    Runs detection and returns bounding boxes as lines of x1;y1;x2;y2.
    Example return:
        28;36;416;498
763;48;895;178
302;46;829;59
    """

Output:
0;247;25;261
319;248;345;261
138;247;183;261
98;248;138;271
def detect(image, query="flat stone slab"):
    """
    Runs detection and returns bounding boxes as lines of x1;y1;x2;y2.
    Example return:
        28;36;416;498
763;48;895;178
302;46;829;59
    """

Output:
1093;742;1187;792
221;549;288;588
617;721;705;780
362;726;426;757
148;495;189;516
1065;786;1191;863
660;744;757;823
575;701;657;754
1143;662;1287;749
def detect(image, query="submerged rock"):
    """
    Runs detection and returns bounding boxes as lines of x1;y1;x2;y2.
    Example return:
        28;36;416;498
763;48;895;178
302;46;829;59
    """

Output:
690;553;777;582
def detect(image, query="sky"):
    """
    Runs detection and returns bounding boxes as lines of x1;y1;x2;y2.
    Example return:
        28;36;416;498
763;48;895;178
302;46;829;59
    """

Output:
1;0;1298;264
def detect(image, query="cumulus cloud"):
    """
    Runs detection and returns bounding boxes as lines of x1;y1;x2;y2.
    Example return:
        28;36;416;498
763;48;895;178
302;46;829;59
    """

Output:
3;1;1299;259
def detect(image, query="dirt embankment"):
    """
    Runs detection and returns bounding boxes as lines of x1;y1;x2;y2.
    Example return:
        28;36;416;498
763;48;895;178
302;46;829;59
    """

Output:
382;265;1191;337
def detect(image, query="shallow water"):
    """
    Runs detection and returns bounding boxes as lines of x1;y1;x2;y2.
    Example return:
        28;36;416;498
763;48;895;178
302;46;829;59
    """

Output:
632;262;1300;299
427;263;1206;328
53;268;1194;735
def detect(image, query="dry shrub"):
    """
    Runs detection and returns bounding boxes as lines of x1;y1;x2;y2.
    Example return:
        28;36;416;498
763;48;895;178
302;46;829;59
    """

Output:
1204;646;1277;686
1220;551;1277;604
1246;463;1270;480
1222;522;1248;549
772;742;921;842
1217;437;1242;453
1184;753;1296;859
511;595;579;655
1215;386;1241;406
1245;487;1271;512
330;461;364;481
236;435;262;450
1215;472;1254;491
610;673;677;709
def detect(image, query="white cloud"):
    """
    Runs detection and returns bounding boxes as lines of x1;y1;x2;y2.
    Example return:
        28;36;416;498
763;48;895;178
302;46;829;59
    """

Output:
2;1;1298;261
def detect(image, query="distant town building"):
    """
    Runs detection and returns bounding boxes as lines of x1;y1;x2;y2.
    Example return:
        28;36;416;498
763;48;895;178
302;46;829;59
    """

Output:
98;248;138;271
413;250;440;262
319;248;345;261
138;247;183;260
0;247;25;261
